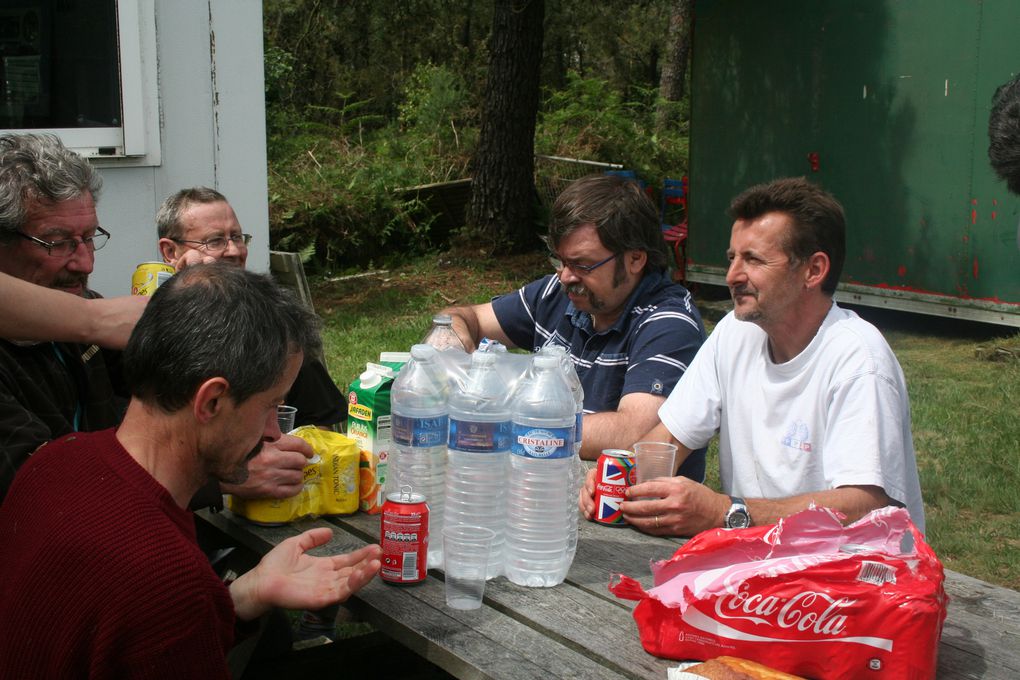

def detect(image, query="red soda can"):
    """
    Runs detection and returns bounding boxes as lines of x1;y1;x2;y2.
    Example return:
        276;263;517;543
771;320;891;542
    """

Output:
380;486;429;585
593;449;636;526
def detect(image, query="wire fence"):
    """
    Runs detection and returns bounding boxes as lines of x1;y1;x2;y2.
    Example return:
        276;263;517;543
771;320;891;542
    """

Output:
534;154;623;210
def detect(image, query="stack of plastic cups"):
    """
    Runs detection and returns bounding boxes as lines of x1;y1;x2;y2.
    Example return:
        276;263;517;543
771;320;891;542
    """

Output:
390;344;450;569
444;351;511;579
540;345;585;569
504;353;576;587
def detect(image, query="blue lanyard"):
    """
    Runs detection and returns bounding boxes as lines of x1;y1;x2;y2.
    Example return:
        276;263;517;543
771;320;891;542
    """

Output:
50;343;82;432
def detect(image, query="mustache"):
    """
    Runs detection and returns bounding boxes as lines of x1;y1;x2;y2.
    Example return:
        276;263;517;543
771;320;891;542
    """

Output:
560;282;586;296
730;285;755;297
53;273;88;289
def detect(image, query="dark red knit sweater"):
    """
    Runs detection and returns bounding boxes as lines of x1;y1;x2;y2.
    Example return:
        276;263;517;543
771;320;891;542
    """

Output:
0;428;236;679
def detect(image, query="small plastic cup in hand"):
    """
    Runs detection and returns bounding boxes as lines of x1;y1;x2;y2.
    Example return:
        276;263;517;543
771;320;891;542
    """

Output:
277;405;298;434
633;441;678;493
442;525;496;610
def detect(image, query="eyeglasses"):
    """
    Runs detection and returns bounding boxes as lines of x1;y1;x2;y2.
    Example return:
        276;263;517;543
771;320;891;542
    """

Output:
17;226;110;257
171;233;252;252
548;251;619;275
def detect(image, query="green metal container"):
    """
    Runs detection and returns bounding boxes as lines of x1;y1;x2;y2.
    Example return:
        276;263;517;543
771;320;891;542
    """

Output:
688;0;1020;327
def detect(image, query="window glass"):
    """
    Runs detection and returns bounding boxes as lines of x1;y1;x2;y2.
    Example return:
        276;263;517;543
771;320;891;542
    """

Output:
0;1;120;130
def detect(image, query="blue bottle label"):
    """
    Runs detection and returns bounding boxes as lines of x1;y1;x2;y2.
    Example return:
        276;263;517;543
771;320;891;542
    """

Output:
575;412;583;445
511;424;573;459
392;414;448;448
449;418;512;453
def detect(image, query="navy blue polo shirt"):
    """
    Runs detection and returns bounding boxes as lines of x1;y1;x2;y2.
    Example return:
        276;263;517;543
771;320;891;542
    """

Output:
491;269;708;481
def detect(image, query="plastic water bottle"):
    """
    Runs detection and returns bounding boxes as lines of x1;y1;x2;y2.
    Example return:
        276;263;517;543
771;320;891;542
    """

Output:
390;344;449;568
504;353;577;587
444;351;511;579
422;313;464;351
539;345;584;456
540;345;585;562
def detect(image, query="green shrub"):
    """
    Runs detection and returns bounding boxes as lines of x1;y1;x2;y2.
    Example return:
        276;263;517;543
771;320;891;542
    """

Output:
535;73;689;185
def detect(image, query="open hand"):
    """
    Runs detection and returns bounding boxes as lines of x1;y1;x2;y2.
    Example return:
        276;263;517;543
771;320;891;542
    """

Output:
230;528;382;620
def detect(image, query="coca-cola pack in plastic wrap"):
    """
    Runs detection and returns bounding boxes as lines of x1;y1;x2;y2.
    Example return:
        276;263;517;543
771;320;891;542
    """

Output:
610;506;947;679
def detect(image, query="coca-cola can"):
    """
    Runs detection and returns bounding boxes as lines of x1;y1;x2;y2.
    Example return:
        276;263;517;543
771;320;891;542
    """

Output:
380;486;429;585
593;449;636;526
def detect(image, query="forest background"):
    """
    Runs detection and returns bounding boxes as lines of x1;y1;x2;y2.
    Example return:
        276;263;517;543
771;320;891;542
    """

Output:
264;0;690;269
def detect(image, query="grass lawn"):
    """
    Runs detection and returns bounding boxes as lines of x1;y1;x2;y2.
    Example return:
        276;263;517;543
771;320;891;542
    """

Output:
310;252;1020;590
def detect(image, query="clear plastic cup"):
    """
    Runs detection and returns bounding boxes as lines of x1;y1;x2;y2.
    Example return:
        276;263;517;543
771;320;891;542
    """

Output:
442;525;496;610
277;405;297;433
633;441;678;484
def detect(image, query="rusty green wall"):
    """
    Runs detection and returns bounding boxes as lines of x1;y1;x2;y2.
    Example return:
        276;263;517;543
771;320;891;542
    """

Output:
688;0;1020;319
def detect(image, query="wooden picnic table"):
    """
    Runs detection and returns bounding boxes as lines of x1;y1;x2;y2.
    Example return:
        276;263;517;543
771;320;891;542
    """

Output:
197;508;1020;680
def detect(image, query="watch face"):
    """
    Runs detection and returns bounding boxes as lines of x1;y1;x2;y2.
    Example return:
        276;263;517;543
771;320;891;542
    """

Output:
726;506;750;529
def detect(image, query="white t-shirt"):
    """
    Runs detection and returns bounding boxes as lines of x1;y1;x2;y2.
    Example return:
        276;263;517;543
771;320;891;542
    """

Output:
659;303;926;532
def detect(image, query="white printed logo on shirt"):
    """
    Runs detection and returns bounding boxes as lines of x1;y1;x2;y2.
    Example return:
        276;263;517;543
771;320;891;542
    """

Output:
781;419;813;452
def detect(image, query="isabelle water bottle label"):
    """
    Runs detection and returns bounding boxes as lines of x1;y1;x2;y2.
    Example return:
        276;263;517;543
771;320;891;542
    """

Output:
511;425;573;459
392;414;449;447
449;418;512;453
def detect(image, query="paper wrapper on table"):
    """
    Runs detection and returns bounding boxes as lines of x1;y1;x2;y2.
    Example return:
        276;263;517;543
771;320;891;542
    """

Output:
293;426;360;515
227;426;359;523
609;507;947;680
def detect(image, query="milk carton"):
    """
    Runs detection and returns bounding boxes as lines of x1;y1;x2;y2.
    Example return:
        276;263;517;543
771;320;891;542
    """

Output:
348;354;407;513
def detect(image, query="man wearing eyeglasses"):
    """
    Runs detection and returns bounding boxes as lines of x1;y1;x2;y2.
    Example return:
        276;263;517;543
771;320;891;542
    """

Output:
439;174;708;479
155;187;345;504
0;133;127;499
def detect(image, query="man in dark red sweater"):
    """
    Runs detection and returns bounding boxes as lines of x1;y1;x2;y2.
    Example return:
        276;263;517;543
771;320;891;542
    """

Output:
0;263;382;679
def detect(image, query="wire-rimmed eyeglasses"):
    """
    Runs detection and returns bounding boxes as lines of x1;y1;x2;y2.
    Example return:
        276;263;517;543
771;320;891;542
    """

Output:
17;226;111;257
171;233;252;253
548;251;619;275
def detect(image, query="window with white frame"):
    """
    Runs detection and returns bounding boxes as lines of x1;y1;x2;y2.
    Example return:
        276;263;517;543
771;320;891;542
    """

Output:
0;0;158;162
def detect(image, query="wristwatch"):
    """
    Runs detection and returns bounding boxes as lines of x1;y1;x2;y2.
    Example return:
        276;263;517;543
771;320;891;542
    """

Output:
724;496;751;529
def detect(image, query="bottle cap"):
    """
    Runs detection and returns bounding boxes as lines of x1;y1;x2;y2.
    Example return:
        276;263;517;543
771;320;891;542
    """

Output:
534;354;558;369
411;344;437;360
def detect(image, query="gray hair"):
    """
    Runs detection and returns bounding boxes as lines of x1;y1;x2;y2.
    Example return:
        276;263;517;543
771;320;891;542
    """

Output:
122;263;322;412
547;174;670;272
156;186;229;240
0;133;102;241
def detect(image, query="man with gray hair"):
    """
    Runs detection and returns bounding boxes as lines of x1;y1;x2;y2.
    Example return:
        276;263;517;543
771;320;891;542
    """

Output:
0;132;124;498
0;263;382;678
155;186;345;432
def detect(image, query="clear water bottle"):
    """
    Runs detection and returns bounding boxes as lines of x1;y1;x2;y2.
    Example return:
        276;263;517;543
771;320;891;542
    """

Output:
540;344;585;563
390;344;450;568
504;353;577;587
444;351;511;579
423;313;464;351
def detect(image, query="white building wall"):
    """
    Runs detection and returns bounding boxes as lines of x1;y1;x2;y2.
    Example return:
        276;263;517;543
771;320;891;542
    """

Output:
88;0;268;296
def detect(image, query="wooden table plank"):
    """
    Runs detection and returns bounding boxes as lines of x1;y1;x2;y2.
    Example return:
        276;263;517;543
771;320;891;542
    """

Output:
334;511;673;679
935;570;1020;679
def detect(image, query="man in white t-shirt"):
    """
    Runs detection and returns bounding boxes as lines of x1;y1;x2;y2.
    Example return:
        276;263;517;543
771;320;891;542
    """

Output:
580;177;926;535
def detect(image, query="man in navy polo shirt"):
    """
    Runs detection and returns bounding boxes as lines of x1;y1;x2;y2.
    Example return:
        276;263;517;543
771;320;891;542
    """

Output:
440;174;707;481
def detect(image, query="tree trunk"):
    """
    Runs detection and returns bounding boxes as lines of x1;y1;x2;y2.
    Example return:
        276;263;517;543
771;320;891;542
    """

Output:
655;0;691;134
467;0;545;253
